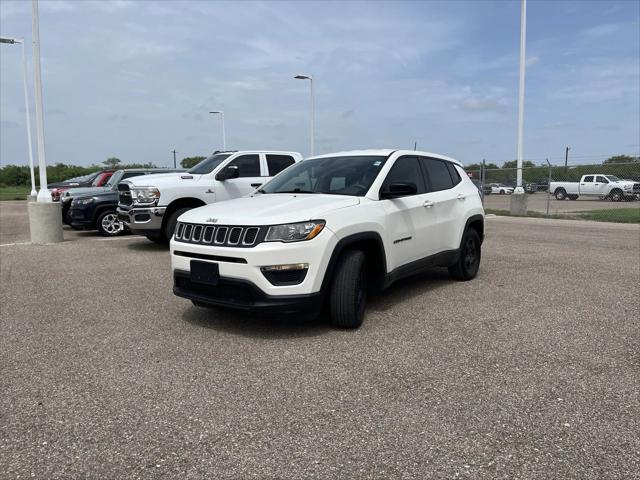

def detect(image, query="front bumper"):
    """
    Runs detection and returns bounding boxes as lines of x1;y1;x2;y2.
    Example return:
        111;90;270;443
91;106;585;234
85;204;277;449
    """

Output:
117;205;166;232
170;227;337;301
173;270;323;312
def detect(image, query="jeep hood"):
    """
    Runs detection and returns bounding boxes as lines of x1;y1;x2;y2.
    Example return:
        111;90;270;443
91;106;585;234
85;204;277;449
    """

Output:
179;194;360;225
125;172;200;188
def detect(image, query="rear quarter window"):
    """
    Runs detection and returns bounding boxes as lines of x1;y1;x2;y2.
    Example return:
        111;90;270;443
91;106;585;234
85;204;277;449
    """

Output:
266;155;296;176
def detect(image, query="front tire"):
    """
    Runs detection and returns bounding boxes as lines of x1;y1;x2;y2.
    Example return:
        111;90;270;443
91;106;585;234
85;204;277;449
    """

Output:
97;210;123;236
449;228;481;281
163;207;191;242
145;234;166;244
555;188;567;201
329;250;367;329
609;189;623;202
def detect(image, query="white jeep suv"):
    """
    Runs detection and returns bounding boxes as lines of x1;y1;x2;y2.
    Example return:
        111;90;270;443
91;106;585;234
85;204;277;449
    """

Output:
171;149;484;328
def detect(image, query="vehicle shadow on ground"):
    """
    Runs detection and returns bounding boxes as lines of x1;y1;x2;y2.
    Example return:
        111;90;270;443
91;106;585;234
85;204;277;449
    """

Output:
367;269;451;314
126;239;168;252
182;306;331;339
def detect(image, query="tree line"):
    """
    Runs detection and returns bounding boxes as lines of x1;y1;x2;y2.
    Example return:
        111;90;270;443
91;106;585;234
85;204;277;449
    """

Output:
0;154;637;187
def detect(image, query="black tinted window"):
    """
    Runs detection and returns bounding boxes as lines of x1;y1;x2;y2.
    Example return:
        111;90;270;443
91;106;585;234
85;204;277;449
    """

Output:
596;176;607;183
228;154;260;177
383;157;426;194
446;162;462;185
267;155;295;176
422;158;454;191
583;176;594;182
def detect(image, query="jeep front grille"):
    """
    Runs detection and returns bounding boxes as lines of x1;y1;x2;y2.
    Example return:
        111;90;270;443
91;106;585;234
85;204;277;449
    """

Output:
174;222;264;248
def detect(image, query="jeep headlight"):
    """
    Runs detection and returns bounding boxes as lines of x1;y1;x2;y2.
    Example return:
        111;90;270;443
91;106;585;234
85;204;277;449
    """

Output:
73;197;94;205
265;220;325;242
131;187;160;205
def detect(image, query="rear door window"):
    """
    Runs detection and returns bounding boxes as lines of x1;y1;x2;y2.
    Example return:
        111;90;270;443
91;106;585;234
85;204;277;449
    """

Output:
421;158;454;192
266;155;295;176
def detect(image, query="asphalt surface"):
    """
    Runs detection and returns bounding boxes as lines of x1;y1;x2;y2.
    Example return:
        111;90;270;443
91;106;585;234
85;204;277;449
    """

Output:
1;201;639;479
483;193;639;214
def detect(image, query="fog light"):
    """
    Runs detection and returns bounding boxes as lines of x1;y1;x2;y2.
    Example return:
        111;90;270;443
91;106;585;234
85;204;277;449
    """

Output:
260;263;309;286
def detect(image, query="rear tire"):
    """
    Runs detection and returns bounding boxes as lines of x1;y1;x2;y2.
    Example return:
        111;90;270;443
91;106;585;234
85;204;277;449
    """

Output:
449;228;481;281
555;189;567;201
164;207;191;242
329;250;367;329
96;210;123;237
568;195;578;201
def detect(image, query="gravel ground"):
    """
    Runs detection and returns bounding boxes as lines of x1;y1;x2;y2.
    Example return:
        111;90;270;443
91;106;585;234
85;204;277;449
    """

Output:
1;203;639;479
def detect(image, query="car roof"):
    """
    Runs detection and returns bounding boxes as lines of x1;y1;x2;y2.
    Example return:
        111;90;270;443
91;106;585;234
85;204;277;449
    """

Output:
308;149;463;167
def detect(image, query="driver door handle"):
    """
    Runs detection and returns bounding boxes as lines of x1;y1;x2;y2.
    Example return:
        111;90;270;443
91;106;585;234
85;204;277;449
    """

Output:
251;183;262;187
423;200;435;208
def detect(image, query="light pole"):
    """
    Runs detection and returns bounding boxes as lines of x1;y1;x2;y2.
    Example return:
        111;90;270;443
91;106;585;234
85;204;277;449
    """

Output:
1;36;37;197
510;0;528;216
209;111;226;151
294;74;315;157
26;0;63;244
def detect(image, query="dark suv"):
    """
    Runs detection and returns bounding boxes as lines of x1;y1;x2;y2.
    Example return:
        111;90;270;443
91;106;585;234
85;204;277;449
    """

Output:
65;168;184;235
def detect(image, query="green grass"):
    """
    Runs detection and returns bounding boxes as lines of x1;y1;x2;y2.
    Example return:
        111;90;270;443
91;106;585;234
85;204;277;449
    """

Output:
485;207;640;224
575;208;640;224
0;185;30;201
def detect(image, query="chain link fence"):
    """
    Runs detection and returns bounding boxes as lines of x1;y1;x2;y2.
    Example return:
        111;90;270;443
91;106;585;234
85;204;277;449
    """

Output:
466;161;640;222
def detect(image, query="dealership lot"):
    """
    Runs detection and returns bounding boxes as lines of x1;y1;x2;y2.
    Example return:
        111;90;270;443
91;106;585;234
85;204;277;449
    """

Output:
1;201;639;479
483;192;639;214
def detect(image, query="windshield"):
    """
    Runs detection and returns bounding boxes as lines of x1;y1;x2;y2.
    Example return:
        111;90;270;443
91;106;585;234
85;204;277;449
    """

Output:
106;170;124;188
188;153;232;174
605;175;621;182
259;156;388;196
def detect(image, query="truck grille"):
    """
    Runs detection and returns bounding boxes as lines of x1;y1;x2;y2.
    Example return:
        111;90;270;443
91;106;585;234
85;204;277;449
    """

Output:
633;183;640;193
118;183;132;206
174;222;263;248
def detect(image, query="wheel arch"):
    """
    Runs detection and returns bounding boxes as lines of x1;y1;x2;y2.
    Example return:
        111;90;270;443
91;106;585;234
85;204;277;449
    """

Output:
464;214;484;245
92;203;117;226
321;231;387;293
162;197;207;231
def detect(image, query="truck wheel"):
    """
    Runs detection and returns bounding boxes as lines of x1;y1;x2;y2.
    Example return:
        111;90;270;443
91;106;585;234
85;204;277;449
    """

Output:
449;228;481;281
554;189;567;201
164;208;191;242
609;189;623;202
145;234;166;244
329;249;367;329
97;210;123;236
499;190;505;195
568;195;578;201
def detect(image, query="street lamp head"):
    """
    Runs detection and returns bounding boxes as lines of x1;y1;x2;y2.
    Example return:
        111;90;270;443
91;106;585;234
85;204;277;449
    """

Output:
0;37;23;44
294;74;312;80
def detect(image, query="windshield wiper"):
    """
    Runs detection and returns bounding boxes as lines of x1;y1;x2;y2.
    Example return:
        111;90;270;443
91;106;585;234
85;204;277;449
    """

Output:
276;189;316;194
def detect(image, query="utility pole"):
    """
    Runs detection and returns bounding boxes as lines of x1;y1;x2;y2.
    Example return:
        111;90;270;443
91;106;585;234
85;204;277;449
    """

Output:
564;146;570;169
172;149;177;169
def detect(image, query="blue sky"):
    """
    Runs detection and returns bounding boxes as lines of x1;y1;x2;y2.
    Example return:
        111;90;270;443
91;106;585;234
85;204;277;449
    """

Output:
1;0;638;167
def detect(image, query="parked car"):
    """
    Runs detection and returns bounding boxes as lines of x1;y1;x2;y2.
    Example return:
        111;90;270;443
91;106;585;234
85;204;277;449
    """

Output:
118;150;303;243
60;168;184;226
170;149;484;328
50;170;114;201
488;183;514;195
524;178;549;193
550;174;640;201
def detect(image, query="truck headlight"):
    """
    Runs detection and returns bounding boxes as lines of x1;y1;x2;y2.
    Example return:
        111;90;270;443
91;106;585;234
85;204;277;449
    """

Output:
265;221;325;242
623;184;632;190
73;197;94;205
131;187;160;205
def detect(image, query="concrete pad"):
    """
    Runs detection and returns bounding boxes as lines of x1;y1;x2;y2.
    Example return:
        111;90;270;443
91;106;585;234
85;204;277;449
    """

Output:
27;201;64;244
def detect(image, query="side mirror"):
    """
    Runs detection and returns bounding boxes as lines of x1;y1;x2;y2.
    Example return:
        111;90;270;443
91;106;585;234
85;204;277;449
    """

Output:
381;182;418;199
216;164;239;181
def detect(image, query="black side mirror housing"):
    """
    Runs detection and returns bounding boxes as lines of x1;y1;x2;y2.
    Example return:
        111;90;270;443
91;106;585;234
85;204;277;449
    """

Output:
216;164;239;181
381;182;418;199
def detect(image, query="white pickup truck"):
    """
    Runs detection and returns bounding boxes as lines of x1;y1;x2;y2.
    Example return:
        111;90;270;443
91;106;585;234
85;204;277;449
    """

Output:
550;174;639;202
117;150;303;242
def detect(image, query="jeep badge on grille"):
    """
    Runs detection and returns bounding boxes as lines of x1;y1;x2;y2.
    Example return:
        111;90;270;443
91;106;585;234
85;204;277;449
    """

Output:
206;218;218;223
